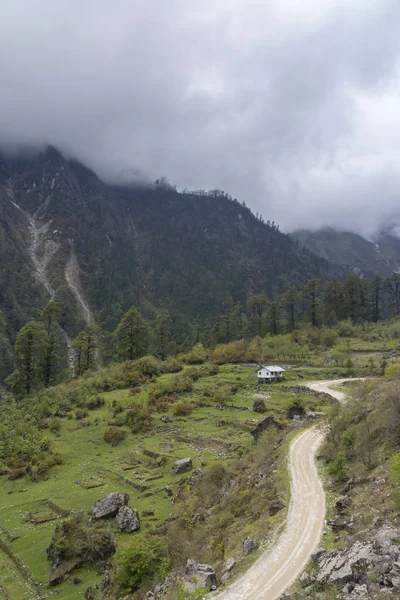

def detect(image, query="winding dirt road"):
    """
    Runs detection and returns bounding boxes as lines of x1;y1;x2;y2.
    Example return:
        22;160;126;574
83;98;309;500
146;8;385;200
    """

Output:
214;378;360;600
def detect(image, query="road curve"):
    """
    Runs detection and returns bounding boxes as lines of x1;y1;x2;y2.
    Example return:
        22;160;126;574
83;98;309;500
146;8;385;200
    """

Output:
213;379;359;600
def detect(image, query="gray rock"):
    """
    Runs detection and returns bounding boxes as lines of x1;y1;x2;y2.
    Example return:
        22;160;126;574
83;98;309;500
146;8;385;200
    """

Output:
173;458;192;474
85;586;98;600
223;557;236;572
221;572;231;584
392;576;400;590
115;506;140;532
311;548;326;563
269;500;285;515
90;492;129;519
317;541;375;586
299;572;312;588
184;559;217;592
242;536;258;556
101;568;111;589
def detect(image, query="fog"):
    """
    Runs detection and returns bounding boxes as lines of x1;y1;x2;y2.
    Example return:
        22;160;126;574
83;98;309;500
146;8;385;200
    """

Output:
1;0;400;236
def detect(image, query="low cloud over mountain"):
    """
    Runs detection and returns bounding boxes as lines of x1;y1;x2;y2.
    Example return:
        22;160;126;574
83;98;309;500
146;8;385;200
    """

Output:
1;0;400;235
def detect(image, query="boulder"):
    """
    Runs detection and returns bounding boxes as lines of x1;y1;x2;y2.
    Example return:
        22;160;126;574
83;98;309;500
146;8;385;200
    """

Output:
311;548;326;563
173;458;192;474
223;557;236;572
242;536;258;556
115;506;140;532
90;492;129;519
317;541;377;587
85;586;98;599
49;558;80;586
184;559;217;592
269;500;285;515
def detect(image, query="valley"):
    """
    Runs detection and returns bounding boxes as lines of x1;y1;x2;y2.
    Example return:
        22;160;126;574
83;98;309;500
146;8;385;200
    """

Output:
0;321;398;599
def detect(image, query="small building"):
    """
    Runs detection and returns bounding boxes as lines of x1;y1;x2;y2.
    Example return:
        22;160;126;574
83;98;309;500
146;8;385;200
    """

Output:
257;365;285;383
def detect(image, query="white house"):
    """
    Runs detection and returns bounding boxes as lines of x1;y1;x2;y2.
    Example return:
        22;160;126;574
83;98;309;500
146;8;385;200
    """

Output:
257;365;285;382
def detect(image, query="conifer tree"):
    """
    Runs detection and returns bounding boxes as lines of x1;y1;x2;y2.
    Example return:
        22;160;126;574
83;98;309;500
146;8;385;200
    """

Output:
115;307;149;361
8;321;47;395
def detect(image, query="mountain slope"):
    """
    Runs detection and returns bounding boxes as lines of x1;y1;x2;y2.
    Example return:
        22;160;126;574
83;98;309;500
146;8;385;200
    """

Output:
292;228;400;277
0;147;334;378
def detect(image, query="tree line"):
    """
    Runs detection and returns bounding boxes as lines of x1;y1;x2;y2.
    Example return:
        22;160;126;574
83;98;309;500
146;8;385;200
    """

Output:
6;272;400;397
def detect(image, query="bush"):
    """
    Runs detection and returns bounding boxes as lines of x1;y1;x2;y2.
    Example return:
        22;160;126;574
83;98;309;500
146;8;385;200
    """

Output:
173;403;192;416
135;355;161;378
115;536;169;593
253;399;266;413
161;357;183;373
212;340;246;365
85;395;105;410
74;409;88;420
320;328;339;348
104;426;127;446
48;418;62;434
328;453;348;481
47;514;115;567
126;407;153;433
182;343;208;364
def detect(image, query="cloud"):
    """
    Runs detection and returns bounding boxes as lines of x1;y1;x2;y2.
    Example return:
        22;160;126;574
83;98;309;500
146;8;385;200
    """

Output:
1;0;400;236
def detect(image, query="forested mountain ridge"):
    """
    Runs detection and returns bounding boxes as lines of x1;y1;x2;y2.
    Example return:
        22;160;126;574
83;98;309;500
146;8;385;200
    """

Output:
0;147;334;380
292;227;400;277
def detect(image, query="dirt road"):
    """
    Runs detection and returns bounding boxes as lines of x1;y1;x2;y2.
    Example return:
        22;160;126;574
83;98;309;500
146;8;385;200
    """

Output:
213;378;360;600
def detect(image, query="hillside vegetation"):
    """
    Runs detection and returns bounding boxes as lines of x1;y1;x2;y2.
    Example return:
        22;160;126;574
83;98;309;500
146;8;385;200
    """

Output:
2;318;400;598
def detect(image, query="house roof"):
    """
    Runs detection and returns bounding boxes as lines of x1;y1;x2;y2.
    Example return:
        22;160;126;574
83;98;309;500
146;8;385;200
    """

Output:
259;365;285;372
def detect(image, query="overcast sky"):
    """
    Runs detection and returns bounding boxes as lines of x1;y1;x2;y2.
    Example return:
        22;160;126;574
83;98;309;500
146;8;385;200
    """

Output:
1;0;400;236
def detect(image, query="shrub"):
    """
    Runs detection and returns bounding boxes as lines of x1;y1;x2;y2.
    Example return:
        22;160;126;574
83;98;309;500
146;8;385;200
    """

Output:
104;426;127;446
328;453;348;481
115;536;169;593
126;407;153;433
74;408;88;420
85;395;105;410
173;403;192;416
253;399;266;413
48;418;62;434
47;514;115;567
287;399;305;418
135;355;161;378
129;386;142;395
161;357;183;373
385;363;400;380
183;343;208;364
320;328;339;348
212;340;246;365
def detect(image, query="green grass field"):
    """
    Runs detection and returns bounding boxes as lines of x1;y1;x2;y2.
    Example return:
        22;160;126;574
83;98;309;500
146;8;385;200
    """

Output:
0;360;386;598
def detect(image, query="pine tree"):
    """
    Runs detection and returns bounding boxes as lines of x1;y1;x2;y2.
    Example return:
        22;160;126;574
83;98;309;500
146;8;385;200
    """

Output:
154;309;170;360
41;300;62;387
302;279;320;327
72;325;98;376
8;321;47;395
283;286;298;331
371;274;383;323
387;274;400;316
115;307;149;361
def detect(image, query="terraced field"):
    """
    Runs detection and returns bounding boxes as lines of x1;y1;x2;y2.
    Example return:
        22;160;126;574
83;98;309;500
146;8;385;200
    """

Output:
0;364;336;598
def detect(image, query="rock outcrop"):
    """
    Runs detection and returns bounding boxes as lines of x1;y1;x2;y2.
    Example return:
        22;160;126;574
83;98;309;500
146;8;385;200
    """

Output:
310;527;400;597
172;458;192;474
115;506;140;532
90;492;129;519
184;559;217;593
242;536;258;556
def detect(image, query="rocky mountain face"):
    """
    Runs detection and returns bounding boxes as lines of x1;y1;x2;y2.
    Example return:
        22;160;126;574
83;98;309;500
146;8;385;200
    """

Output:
0;147;333;380
292;228;400;278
